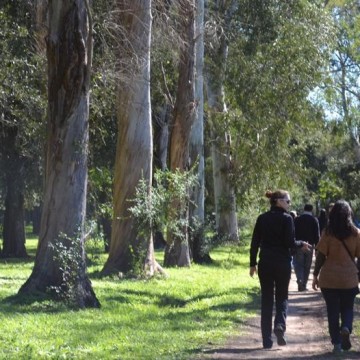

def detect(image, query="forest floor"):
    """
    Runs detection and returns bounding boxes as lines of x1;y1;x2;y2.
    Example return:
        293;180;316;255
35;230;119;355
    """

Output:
199;270;360;360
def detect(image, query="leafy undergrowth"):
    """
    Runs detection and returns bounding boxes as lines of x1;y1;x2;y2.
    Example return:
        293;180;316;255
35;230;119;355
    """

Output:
0;237;260;360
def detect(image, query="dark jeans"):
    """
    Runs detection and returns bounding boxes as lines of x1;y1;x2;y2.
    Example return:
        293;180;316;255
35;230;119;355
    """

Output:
293;248;314;287
258;260;291;347
321;287;359;345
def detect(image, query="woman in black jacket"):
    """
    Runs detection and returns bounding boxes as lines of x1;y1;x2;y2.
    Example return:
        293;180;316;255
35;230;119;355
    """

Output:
250;190;310;349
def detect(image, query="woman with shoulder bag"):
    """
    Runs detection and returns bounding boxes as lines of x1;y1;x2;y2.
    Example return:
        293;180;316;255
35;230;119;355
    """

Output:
312;200;360;353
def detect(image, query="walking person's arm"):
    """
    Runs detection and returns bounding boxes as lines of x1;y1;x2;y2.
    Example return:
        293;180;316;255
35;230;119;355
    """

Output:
312;251;326;290
250;216;262;277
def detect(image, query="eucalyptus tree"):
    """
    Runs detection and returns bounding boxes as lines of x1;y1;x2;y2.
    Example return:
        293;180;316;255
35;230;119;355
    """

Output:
306;0;360;208
223;1;334;204
321;1;360;162
87;0;118;251
163;0;196;267
151;3;177;175
19;0;100;308
145;0;201;267
260;0;360;211
205;0;239;242
101;0;163;276
188;0;207;263
0;1;45;257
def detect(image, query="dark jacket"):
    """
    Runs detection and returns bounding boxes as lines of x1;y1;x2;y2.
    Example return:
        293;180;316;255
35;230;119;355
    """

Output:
294;212;320;246
250;206;303;267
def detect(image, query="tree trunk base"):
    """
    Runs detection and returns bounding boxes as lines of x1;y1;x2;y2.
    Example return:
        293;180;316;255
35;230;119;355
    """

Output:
164;240;191;267
19;273;100;309
193;253;212;264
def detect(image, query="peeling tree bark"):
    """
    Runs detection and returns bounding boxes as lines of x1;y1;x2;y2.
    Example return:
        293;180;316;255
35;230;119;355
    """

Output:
189;0;210;263
164;0;196;267
101;0;163;276
19;0;99;308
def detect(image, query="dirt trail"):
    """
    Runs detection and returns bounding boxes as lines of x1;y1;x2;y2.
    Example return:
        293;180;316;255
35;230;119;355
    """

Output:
200;271;360;359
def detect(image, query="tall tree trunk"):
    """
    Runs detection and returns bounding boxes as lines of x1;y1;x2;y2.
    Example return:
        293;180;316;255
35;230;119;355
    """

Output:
204;1;238;242
102;0;162;276
31;0;48;234
19;0;99;308
0;123;27;258
164;0;196;267
31;205;42;235
209;125;238;241
152;104;170;250
189;0;210;263
2;151;27;258
34;0;48;54
153;104;171;171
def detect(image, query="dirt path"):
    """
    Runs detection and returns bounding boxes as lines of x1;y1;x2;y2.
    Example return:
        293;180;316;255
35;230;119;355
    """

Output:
200;271;360;359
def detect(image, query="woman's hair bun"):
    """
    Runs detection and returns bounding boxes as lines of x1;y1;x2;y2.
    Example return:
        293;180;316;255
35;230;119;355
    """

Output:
265;190;273;198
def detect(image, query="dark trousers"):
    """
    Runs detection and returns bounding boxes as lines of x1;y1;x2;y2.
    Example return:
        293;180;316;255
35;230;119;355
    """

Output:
258;260;291;347
293;248;314;287
321;287;359;345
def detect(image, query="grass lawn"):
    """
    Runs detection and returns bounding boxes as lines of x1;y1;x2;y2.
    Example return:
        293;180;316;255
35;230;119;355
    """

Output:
0;234;260;360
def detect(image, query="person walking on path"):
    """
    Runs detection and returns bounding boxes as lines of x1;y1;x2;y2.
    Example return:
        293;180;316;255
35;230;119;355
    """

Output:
293;204;320;291
318;208;327;234
312;200;360;353
250;189;311;349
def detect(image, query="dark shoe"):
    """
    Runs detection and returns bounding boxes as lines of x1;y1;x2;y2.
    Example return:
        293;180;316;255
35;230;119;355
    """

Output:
341;327;351;351
333;343;342;353
263;341;273;349
298;283;306;291
274;325;287;346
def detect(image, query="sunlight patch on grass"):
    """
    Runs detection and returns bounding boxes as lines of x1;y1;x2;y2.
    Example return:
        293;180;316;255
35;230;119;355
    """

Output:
0;241;260;359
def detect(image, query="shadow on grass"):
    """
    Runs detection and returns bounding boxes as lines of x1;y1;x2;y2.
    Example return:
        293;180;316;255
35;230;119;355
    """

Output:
101;285;260;315
1;291;71;313
0;256;35;264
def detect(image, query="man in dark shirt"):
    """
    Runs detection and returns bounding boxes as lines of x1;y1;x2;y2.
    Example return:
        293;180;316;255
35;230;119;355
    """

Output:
293;204;320;291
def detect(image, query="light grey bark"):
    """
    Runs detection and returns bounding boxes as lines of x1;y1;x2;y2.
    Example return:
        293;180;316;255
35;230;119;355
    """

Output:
189;0;207;262
207;82;239;242
205;0;238;241
102;0;163;276
19;0;99;308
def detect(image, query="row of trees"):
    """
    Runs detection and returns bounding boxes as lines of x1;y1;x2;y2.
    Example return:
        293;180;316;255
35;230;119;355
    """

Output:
0;0;359;307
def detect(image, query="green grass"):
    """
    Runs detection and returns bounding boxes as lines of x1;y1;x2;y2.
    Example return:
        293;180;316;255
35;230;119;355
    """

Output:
0;235;260;360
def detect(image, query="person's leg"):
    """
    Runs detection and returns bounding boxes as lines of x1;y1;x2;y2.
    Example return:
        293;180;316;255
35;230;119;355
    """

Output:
274;261;291;331
293;249;305;290
258;261;275;348
303;248;314;289
321;288;341;345
273;261;291;345
339;287;359;350
339;287;358;332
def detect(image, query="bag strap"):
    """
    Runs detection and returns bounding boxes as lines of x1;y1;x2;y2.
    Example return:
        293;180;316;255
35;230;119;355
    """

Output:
340;240;359;272
341;240;354;262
